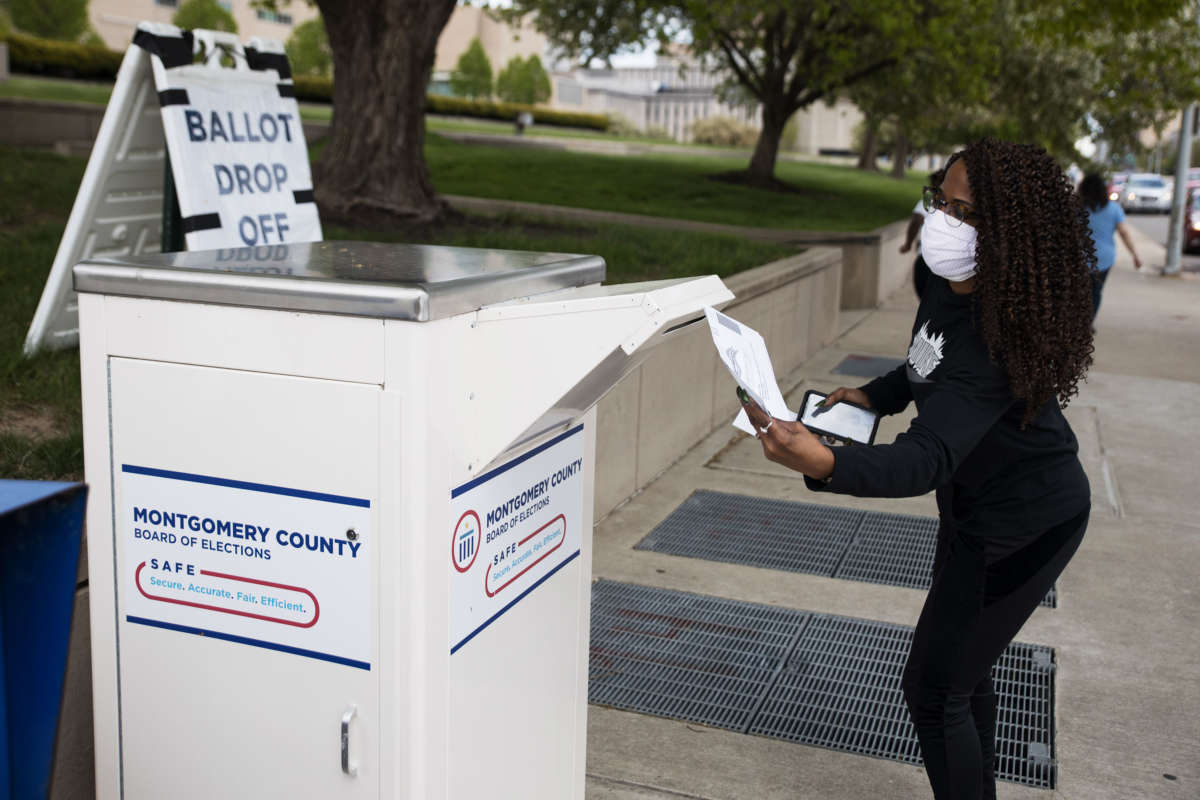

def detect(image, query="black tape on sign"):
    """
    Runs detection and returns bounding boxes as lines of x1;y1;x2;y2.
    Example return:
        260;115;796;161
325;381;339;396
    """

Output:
245;47;293;80
133;28;195;69
293;189;315;204
276;84;296;99
181;213;221;234
157;89;190;107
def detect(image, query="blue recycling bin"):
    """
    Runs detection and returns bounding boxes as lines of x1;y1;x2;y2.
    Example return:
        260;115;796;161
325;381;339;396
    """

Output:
0;481;87;800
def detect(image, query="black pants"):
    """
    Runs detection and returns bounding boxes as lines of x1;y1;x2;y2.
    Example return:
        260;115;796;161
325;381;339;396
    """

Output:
901;507;1089;800
1091;268;1111;320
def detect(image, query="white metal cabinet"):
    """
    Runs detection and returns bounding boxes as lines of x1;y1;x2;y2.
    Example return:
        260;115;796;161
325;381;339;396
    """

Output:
76;241;733;799
109;358;380;799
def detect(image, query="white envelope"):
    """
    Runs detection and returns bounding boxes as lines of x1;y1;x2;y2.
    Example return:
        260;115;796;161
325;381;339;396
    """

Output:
704;306;795;434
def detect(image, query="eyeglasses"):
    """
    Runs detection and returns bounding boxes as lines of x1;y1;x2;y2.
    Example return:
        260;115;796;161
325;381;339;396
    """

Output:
922;186;978;227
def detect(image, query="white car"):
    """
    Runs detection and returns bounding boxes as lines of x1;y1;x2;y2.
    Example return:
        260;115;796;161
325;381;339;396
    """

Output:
1120;174;1172;213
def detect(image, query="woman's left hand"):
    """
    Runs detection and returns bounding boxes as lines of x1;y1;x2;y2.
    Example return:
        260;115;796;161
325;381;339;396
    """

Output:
740;395;835;480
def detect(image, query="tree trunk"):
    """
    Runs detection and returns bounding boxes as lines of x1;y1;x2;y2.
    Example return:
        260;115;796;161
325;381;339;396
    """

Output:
857;117;880;171
746;102;790;184
890;131;910;179
314;0;456;224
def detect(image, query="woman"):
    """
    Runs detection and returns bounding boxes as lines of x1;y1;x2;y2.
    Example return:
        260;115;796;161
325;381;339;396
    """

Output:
741;138;1095;800
1079;172;1143;321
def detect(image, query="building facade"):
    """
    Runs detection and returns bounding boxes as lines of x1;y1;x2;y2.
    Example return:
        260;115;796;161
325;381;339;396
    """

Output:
89;0;319;51
550;53;863;154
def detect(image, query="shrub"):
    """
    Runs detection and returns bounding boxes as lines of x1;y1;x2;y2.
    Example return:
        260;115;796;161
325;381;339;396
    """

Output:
286;18;332;78
495;54;551;105
173;0;238;34
689;115;759;148
449;37;492;100
292;75;334;103
3;31;124;80
604;114;640;137
10;0;88;42
425;94;608;131
292;80;606;130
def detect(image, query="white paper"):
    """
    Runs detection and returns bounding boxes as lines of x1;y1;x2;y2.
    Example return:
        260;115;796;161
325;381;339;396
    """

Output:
704;307;795;434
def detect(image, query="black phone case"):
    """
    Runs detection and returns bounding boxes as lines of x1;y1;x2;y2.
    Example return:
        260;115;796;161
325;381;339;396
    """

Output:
798;389;880;446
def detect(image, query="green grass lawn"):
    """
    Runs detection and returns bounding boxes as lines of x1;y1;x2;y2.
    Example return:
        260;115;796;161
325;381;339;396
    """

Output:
4;76;924;231
423;134;923;232
0;74;114;105
0;145;794;479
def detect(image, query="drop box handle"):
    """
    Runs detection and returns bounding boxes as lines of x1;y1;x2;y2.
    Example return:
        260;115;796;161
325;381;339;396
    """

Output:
341;705;358;777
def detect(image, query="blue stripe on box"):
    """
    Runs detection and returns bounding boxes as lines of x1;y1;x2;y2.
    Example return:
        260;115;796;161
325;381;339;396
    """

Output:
126;616;370;670
451;424;584;499
450;549;580;655
121;465;370;508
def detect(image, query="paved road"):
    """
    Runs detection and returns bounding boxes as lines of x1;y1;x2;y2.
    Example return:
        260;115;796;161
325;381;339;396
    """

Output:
1125;211;1200;272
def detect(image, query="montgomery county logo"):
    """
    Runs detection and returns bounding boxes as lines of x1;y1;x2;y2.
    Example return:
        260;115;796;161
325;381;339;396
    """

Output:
908;322;945;378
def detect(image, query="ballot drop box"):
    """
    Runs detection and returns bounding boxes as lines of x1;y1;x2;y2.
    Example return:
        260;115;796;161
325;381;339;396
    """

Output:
74;241;732;799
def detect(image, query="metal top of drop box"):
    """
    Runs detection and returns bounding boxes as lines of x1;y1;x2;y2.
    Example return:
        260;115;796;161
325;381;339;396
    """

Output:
72;241;607;321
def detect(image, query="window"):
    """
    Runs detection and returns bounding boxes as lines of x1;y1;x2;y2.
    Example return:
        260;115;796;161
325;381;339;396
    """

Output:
1129;176;1166;188
154;0;178;7
256;9;294;24
218;0;232;9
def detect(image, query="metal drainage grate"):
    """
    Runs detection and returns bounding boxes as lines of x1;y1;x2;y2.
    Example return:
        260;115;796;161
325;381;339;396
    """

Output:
639;492;1056;609
749;614;1056;789
832;511;941;591
833;511;1056;608
635;490;862;578
589;579;807;732
590;580;1057;789
833;354;907;378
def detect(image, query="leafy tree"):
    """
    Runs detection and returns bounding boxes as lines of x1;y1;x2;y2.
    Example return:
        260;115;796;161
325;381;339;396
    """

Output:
495;54;551;105
10;0;89;41
1087;9;1200;159
450;37;493;99
286;18;332;78
507;0;1196;185
173;0;239;33
507;0;950;186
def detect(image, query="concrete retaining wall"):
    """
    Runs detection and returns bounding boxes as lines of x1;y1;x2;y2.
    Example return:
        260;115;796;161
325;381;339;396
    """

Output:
837;219;912;309
0;97;106;150
593;246;842;519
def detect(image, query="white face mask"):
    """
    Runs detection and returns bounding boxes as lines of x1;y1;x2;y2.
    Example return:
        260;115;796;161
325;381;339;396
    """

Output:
921;209;978;282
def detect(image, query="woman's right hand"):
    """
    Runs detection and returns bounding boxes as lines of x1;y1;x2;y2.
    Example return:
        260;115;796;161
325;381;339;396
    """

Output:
821;386;871;410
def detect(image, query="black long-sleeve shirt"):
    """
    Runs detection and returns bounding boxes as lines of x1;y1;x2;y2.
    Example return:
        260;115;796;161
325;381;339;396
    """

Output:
806;276;1090;557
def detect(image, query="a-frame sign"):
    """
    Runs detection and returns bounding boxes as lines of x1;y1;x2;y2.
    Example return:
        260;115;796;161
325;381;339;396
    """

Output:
24;22;322;355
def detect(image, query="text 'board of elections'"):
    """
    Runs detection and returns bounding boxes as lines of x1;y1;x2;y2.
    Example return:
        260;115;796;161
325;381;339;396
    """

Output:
120;464;371;669
449;425;585;654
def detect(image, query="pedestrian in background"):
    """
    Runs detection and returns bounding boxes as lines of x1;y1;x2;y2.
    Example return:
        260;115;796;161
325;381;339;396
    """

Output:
740;138;1095;800
900;169;944;299
1079;173;1142;321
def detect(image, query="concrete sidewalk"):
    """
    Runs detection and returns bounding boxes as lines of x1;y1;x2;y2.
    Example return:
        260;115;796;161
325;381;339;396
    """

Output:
583;232;1200;798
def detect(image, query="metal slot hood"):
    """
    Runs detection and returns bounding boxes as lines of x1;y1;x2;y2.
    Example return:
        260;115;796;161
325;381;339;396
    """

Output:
451;275;733;477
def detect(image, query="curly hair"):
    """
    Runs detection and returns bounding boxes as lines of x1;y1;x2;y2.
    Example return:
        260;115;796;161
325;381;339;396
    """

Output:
946;138;1095;426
